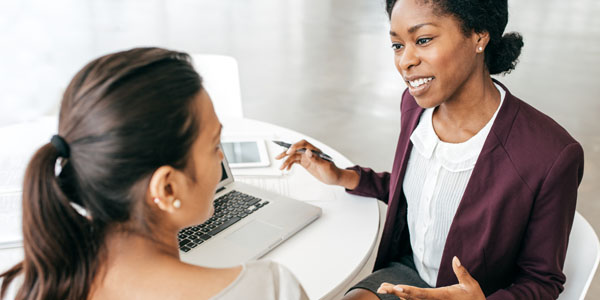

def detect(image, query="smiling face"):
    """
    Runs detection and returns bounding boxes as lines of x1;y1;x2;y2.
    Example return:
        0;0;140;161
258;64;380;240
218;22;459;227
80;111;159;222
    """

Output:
390;0;486;108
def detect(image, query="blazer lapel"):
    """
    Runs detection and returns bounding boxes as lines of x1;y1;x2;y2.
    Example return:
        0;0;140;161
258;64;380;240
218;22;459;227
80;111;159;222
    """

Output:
389;105;424;204
436;80;521;287
375;95;424;269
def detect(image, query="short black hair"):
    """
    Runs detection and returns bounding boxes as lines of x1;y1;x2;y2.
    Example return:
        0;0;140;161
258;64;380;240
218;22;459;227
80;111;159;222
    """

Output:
386;0;524;75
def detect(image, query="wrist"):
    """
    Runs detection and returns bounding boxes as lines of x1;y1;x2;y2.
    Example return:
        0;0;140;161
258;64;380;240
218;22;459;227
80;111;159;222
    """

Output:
337;169;359;190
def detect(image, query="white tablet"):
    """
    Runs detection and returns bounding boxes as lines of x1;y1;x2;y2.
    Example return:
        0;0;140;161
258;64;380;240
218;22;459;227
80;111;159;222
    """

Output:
221;139;270;168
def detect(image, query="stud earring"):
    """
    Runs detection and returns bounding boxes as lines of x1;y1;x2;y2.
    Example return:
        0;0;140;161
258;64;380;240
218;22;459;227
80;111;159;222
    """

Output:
153;198;160;204
478;47;483;52
173;199;181;209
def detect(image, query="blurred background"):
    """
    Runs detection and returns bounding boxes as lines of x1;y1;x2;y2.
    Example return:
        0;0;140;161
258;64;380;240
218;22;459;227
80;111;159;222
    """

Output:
1;0;598;297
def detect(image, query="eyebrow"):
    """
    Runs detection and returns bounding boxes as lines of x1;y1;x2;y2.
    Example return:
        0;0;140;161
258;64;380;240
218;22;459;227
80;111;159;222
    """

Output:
389;22;437;36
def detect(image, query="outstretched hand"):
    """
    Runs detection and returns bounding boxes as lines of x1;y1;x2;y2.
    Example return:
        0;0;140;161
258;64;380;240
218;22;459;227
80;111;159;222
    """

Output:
376;257;485;300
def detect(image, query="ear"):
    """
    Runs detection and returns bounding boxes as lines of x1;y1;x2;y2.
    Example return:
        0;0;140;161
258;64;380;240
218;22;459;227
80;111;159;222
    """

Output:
475;30;490;53
148;166;182;213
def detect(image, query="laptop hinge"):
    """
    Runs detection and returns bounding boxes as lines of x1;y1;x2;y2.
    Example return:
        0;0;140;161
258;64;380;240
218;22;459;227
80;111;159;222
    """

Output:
216;186;226;194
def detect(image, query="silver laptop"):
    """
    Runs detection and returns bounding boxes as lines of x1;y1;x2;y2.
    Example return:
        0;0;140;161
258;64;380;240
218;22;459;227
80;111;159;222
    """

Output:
179;154;322;268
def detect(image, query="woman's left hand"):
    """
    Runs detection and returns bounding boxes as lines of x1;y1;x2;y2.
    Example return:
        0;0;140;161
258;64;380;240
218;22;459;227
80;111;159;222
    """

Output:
377;256;485;300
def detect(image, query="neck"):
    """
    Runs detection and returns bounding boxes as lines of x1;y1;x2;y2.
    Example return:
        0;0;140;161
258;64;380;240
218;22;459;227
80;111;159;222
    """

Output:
89;226;181;299
432;72;500;143
104;225;180;260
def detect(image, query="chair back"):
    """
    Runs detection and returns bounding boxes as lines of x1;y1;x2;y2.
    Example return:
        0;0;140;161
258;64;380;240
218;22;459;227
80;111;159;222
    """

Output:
558;211;600;300
191;54;243;119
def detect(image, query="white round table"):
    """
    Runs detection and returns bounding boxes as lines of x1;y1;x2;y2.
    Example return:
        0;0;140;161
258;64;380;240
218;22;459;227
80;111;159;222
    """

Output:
221;117;380;299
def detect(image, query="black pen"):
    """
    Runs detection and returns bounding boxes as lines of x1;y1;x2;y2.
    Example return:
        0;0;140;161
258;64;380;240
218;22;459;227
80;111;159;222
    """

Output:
272;140;334;163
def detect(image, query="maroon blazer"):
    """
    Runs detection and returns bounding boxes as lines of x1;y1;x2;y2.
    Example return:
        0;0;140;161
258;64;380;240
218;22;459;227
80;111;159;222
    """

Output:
347;80;584;299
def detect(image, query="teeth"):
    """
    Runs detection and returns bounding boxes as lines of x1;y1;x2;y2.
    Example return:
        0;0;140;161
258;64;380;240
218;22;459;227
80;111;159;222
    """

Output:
409;77;433;88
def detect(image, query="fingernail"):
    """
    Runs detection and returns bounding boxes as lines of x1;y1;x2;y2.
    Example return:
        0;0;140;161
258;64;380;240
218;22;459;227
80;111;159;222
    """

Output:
454;256;461;267
286;148;292;154
393;286;403;292
378;290;387;294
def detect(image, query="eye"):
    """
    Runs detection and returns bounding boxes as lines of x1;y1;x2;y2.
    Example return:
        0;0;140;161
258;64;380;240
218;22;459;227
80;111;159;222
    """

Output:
416;37;432;45
391;43;404;51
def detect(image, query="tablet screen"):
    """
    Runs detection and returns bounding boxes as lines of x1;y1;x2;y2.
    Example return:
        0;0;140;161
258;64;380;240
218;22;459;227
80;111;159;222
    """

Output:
222;141;261;164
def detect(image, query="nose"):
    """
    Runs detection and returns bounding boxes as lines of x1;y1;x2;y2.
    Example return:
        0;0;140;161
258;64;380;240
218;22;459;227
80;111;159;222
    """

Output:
397;45;420;71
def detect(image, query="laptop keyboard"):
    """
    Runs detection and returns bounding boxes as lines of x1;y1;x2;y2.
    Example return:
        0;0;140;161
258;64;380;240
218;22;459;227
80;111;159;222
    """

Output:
177;190;270;252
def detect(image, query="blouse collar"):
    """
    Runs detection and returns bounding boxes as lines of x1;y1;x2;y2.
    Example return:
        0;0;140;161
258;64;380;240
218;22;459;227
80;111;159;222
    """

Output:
409;83;506;172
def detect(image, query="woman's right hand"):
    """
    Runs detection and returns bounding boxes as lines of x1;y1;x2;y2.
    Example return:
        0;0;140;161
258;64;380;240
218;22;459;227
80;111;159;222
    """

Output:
275;140;359;189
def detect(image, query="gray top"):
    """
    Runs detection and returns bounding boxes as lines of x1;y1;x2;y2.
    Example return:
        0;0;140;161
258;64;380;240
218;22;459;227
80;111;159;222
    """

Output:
1;260;308;300
211;260;309;300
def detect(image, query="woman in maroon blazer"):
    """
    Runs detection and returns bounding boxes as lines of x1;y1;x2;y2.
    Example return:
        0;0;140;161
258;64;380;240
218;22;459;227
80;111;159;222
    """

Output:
277;0;584;299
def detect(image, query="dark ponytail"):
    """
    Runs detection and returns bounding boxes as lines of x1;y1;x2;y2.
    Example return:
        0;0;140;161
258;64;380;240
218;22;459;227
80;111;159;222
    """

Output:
1;47;203;299
1;144;98;300
386;0;524;74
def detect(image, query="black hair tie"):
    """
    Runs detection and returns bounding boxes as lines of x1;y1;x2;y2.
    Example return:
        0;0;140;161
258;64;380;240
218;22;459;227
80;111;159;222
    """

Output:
51;135;70;158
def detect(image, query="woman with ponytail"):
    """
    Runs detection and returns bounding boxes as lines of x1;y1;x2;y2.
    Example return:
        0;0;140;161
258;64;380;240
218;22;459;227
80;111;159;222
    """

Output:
0;48;308;300
277;0;584;299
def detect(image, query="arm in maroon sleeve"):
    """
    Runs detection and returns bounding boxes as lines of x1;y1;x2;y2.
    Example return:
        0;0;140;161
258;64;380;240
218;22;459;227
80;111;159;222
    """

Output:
344;166;391;204
487;143;584;300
